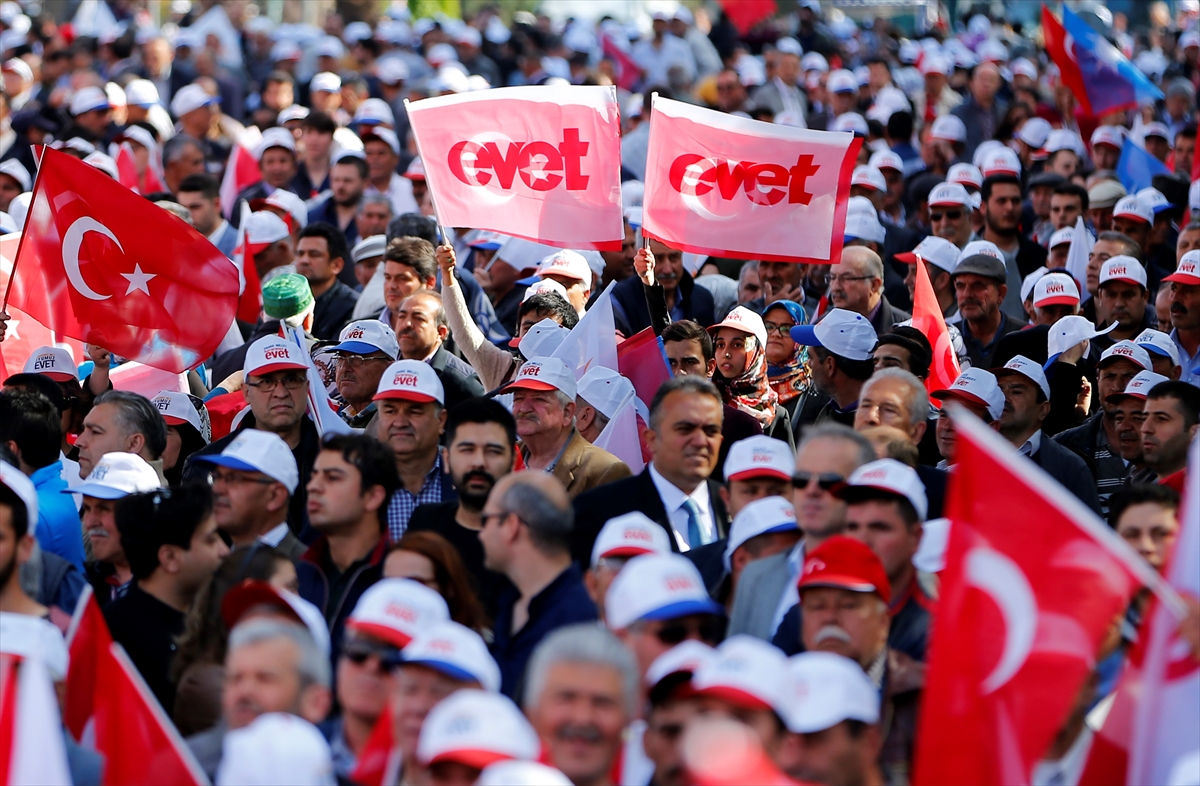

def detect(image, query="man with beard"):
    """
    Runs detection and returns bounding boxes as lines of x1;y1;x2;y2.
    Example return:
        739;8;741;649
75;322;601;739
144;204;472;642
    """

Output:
408;398;517;617
0;462;49;617
1140;381;1200;486
979;175;1049;319
307;153;368;248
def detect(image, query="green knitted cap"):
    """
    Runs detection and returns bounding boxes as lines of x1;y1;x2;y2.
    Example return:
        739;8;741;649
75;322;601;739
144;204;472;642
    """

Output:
262;273;314;318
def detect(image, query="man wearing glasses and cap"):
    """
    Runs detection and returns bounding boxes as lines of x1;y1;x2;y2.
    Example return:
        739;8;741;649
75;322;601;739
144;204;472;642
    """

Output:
330;320;400;432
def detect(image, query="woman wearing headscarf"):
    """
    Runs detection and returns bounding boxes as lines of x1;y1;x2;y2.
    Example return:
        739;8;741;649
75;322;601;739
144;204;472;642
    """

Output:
153;391;211;486
709;306;794;449
763;300;814;420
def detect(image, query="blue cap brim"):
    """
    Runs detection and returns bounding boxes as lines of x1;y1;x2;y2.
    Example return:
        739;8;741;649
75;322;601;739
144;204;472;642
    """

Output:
333;340;384;355
1141;345;1171;357
63;484;130;500
639;598;724;622
790;325;823;347
405;658;479;685
516;275;540;286
191;455;263;474
1043;352;1063;370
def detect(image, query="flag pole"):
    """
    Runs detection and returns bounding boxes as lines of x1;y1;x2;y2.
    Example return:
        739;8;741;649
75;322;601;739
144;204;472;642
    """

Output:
1;144;47;313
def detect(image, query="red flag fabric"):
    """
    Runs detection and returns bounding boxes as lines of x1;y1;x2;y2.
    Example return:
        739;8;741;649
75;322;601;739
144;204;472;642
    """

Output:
600;33;641;92
718;0;777;35
7;147;240;373
219;143;259;219
617;328;672;409
0;232;85;380
204;390;249;440
115;142;140;192
349;703;399;786
232;201;262;323
642;95;860;263
63;585;112;741
1042;5;1095;117
407;85;624;251
913;408;1153;786
910;252;961;405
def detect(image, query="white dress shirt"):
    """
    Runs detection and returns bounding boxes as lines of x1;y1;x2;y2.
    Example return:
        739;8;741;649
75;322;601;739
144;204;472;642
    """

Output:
1017;430;1043;457
259;521;290;548
366;172;419;217
648;463;715;551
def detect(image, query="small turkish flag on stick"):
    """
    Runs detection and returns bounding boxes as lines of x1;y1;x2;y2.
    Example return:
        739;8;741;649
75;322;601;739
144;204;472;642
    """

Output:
4;147;240;373
909;251;960;405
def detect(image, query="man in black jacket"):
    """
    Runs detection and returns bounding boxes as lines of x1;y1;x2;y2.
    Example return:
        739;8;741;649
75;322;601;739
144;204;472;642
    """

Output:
393;291;486;411
611;239;716;335
296;223;359;341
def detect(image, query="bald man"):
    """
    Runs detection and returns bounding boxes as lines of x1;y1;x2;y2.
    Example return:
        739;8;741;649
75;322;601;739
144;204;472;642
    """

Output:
829;246;911;336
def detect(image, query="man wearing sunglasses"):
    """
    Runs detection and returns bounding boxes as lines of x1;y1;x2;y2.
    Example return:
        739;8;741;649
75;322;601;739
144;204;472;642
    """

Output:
330;319;400;432
927;182;975;250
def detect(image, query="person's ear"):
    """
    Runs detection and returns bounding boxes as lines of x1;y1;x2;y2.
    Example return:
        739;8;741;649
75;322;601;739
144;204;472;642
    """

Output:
705;358;717;377
127;432;146;457
157;543;182;575
718;485;730;511
910;419;927;444
268;483;290;514
997;283;1008;302
331;255;344;275
16;533;34;565
562;401;576;425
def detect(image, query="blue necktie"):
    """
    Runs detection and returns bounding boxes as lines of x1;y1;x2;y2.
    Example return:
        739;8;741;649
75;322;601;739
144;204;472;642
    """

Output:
682;498;704;548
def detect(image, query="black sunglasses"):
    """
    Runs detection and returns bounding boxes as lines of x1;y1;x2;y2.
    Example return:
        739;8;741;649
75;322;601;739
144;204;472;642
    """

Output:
342;639;405;672
791;472;846;492
654;616;725;646
930;210;963;222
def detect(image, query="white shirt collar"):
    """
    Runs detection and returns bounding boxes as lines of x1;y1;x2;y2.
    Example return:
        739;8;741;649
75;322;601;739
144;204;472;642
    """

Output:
207;218;230;244
648;462;709;514
1018;430;1043;457
259;521;290;548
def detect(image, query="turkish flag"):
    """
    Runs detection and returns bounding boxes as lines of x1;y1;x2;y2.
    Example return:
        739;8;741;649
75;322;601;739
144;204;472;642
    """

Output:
8;147;240;373
601;33;641;92
0;232;85;380
913;407;1150;786
718;0;777;35
350;703;401;786
219;142;260;219
63;586;112;741
909;252;960;406
407;85;624;251
114;142;165;195
642;96;859;263
232;201;263;323
617;327;672;409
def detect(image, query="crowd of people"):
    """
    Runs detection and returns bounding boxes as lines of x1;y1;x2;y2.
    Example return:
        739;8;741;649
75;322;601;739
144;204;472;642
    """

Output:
0;0;1199;784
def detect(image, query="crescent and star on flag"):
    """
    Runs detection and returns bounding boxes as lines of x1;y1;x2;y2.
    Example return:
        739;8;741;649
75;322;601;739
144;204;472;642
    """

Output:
60;215;156;300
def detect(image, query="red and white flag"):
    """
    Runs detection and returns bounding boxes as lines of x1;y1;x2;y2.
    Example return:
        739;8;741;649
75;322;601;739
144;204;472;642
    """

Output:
7;147;240;373
114;142;165;195
0;233;84;380
910;249;960;405
593;391;646;474
913;407;1158;786
231;200;263;323
406;85;624;251
642;95;860;263
0;653;72;786
349;703;401;786
600;33;641;92
1081;439;1199;786
63;585;112;741
552;281;619;380
219;141;261;220
617;327;672;410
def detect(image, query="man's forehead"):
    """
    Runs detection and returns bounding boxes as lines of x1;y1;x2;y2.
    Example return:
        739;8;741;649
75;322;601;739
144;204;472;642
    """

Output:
796;438;858;470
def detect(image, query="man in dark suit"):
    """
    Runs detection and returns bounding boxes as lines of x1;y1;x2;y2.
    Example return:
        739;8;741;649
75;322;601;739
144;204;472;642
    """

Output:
611;239;716;335
394;291;485;412
572;376;731;566
995;355;1101;513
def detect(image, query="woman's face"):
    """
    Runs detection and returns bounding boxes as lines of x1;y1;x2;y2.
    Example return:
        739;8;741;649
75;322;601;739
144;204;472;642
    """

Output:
714;327;751;379
763;307;798;366
384;549;441;593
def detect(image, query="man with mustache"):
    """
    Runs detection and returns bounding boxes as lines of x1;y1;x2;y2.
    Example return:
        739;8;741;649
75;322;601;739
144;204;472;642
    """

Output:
330;320;400;432
1092;257;1152;352
394;291;485;412
953;252;1027;369
1165;250;1200;386
611;238;716;336
408;398;518;617
1104;370;1169;484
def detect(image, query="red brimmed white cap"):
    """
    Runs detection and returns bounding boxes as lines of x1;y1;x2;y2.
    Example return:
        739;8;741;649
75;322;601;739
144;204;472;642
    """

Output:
402;620;501;691
417;689;540;768
221;580;331;657
590;511;672;566
152;390;204;432
946;162;983;189
691;635;789;713
1099;255;1147;288
928;182;972;207
1164;250;1200;285
835;458;928;521
1033;272;1080;307
505;357;577;399
243;336;309;377
645;641;716;694
867;150;904;173
1113;195;1153;224
780;652;879;733
537;249;592;288
374;359;445;405
980;147;1021;176
851;165;886;192
22;345;77;381
1090;125;1124;150
245;210;291;255
798;535;891;604
1106;370;1169;405
1097;341;1153;372
347;578;450;649
724;434;794;482
931;367;1004;421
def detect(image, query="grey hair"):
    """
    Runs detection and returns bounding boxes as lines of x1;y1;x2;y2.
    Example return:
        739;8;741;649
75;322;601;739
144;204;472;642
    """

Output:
854;248;885;281
500;474;574;555
1096;231;1142;261
798;422;876;467
577;397;610;432
737;260;760;286
162;134;203;164
93;390;168;459
523;624;639;714
359;193;393;216
862;368;928;428
648;375;723;432
227;617;331;689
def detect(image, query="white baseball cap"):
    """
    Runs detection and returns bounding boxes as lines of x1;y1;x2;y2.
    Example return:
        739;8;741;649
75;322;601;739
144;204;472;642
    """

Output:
1010;57;1038;81
65;452;161;499
590;512;672;566
254;126;297;159
645;640;716;694
243;336;309;377
1106;370;1169;404
0;159;30;192
980;146;1021;177
522;278;569;303
605;553;724;631
0;462;36;533
258;189;308;231
1048;226;1075;249
277;104;310;125
577;367;635;419
790;309;878;362
930;115;966;143
477;762;572;786
946;163;983;189
514;319;570;360
827;69;857;94
1015;117;1052;149
830;112;868;136
1020;267;1049;303
1045;129;1083;155
724;435;794;482
1091;125;1125;150
928;182;972;208
170;83;217;117
333;320;400;359
402;620;500;692
374;359;445;405
22;345;77;381
353;98;395;126
802;52;829;73
994;354;1051;400
153;390;208;440
352;235;387;264
1190;181;1199;214
779;652;879;733
537;250;592;288
920;54;952;77
851;165;886;192
310;71;341;93
843;211;886;244
1142;121;1170;140
895;235;959;274
0;57;32;84
84;150;118;179
1033;272;1080;308
956;239;1003;264
417;690;539;768
1165;250;1200;285
70;85;110;115
245;211;291;254
1113;195;1152;224
505;357;577;400
1135;329;1181;368
347;578;451;649
708;306;768;348
837;458;928;521
1136;187;1172;216
362;127;400;156
690;635;788;713
1046;315;1118;364
1097;340;1153;372
0;612;69;682
724;496;797;571
867;150;904;173
315;35;346;60
1099;256;1147;288
215;713;335;786
931;368;1005;421
271;40;302;62
194;430;300;493
119;79;160;110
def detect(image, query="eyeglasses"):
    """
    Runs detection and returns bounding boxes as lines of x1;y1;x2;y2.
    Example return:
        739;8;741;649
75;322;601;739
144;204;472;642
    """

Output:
480;511;509;528
342;639;405;672
211;469;276;486
791;472;846;492
930;210;964;222
651;616;725;646
763;321;797;336
829;274;874;285
336;354;391;369
245;373;308;391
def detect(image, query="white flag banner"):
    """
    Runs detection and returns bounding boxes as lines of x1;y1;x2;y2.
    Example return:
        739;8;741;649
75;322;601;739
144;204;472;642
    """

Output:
593;391;645;474
8;656;72;785
1066;216;1095;304
552;280;619;379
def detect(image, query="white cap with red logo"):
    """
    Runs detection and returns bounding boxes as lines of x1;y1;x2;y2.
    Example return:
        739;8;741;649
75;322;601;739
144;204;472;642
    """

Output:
346;578;451;648
537;249;592;288
417;690;540;768
243;336;310;377
1106;370;1169;404
402;620;501;691
956;240;1003;265
333;319;400;359
867;150;904;173
605;553;724;631
896;235;959;274
1048;226;1075;249
1113;195;1153;224
216;713;334;786
946;163;983;190
928;182;972;207
590;512;672;566
708;306;769;348
1099;255;1147;288
980;147;1021;177
931;368;1005;421
522;277;568;303
245;211;291;255
838;458;928;521
994;354;1051;400
779;652;880;733
691;635;789;713
22;346;78;382
724;434;794;482
1033;272;1080;308
851;165;886;192
1091;125;1124;150
724;496;797;571
505;357;577;399
930;115;966;143
1165;250;1200;285
374;359;445;405
1097;341;1153;372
